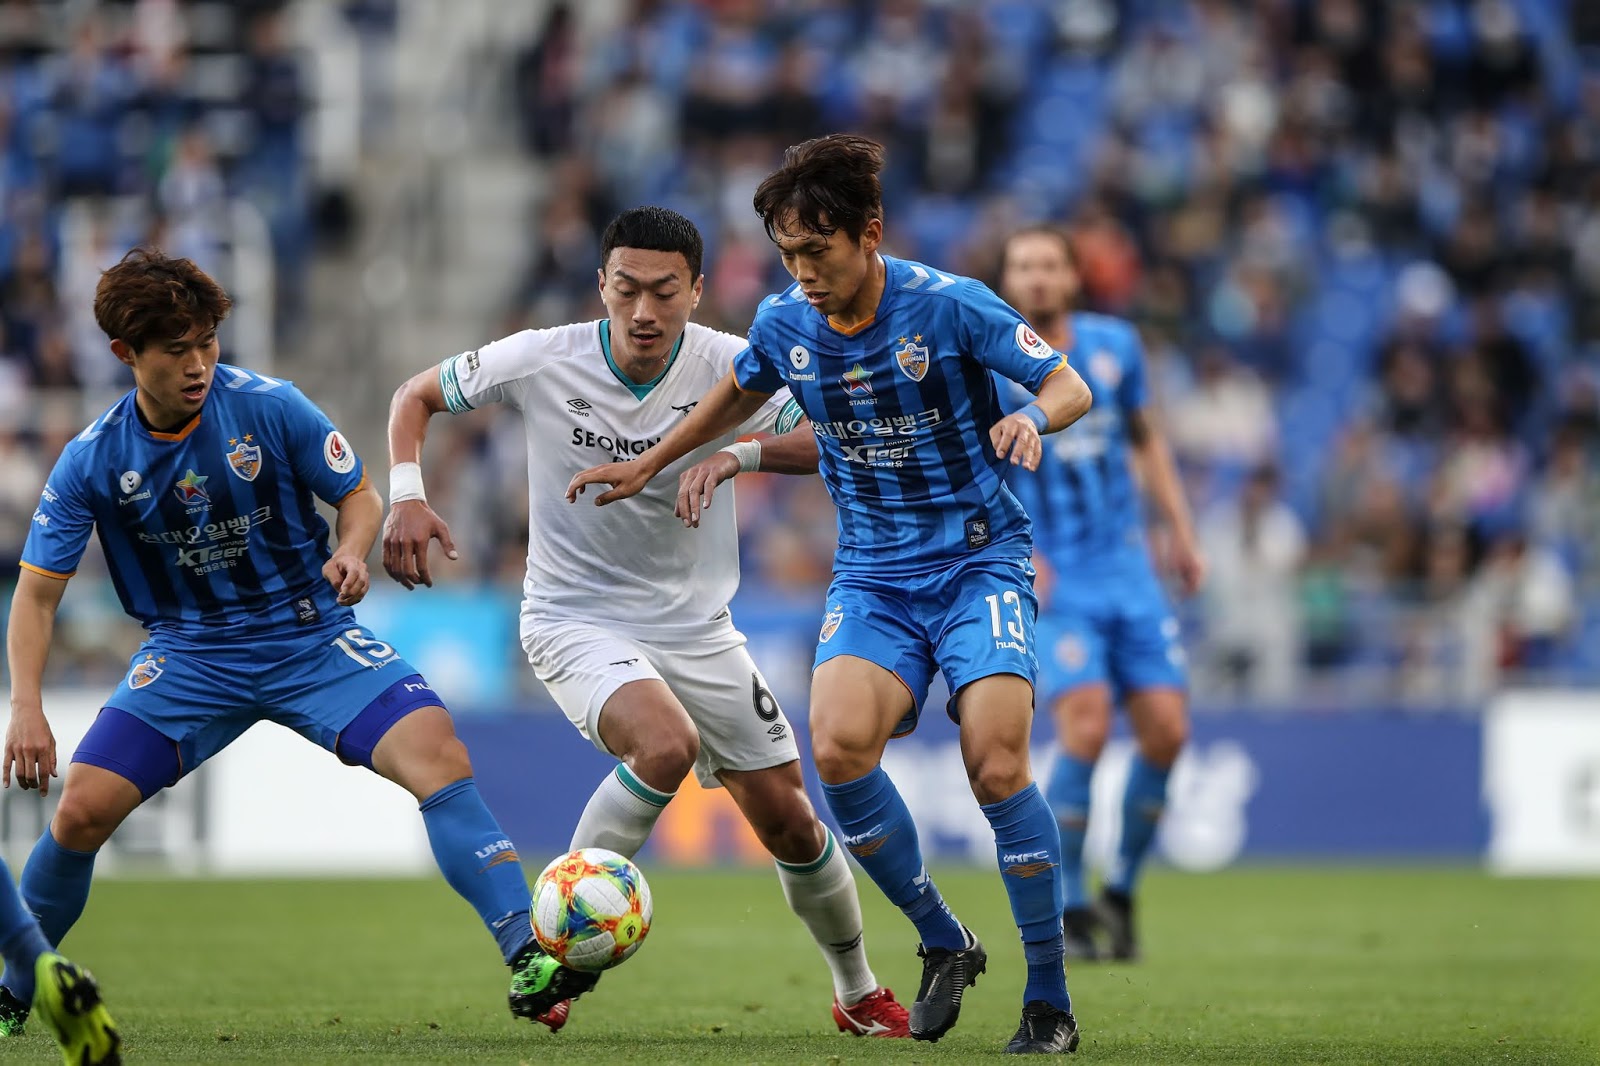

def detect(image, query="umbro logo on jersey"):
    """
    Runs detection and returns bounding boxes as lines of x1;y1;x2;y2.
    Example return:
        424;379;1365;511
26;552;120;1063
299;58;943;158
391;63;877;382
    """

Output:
567;398;592;416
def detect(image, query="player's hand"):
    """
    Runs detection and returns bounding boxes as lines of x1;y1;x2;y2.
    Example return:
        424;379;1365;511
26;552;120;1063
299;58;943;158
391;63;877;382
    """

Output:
324;551;370;606
4;705;57;796
991;411;1044;470
1169;532;1207;597
567;460;651;506
382;499;459;590
676;451;740;528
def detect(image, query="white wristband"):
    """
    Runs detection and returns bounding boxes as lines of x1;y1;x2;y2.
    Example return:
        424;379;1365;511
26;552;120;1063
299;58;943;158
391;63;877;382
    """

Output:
718;440;762;474
389;461;427;504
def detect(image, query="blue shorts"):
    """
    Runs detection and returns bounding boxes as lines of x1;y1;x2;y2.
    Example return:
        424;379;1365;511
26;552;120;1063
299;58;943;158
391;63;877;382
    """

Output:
1036;570;1187;704
74;623;442;797
814;554;1038;735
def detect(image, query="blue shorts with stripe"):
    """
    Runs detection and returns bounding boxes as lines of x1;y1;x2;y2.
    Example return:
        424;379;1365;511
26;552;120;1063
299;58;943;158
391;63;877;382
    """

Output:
813;552;1038;735
79;622;441;795
1035;567;1187;704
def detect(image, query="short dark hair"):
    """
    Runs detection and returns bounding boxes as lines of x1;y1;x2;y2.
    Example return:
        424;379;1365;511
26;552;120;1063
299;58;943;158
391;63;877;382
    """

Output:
1004;224;1077;271
753;134;884;243
93;247;232;352
600;206;704;279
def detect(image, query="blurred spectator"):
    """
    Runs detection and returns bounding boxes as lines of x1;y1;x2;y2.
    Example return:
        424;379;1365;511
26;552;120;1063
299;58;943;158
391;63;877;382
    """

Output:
1199;465;1307;702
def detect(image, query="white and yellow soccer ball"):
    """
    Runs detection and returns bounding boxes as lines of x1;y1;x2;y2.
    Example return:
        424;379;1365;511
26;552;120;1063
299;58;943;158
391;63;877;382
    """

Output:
531;847;653;972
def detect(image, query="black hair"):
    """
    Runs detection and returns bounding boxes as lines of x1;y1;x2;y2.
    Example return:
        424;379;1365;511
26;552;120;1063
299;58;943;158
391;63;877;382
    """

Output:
600;206;704;278
753;134;884;243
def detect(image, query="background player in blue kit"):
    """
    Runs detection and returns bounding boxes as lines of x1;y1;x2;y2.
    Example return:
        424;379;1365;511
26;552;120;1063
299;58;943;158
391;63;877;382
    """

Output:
2;249;551;1030
569;135;1094;1055
998;227;1205;962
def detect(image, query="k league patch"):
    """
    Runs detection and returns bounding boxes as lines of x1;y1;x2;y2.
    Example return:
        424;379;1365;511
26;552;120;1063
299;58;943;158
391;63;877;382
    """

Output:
1015;323;1056;360
324;430;356;474
225;435;263;481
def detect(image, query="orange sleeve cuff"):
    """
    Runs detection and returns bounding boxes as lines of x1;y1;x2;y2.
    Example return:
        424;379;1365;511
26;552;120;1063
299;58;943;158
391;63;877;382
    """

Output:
19;562;73;580
334;470;372;506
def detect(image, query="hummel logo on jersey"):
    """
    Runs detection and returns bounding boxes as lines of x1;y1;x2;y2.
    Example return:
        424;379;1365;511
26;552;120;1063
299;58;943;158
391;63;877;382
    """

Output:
609;658;639;667
670;401;698;416
118;471;141;495
567;398;592;416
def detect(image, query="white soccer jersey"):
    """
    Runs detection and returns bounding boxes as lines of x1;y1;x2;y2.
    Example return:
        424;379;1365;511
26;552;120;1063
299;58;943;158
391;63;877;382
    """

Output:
437;320;804;642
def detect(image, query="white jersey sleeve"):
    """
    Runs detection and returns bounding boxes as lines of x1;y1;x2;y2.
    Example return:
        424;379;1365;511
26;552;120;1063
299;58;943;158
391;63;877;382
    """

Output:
438;328;561;413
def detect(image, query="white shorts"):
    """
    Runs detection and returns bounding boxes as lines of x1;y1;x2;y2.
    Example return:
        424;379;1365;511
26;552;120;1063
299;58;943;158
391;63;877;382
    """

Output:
521;617;800;788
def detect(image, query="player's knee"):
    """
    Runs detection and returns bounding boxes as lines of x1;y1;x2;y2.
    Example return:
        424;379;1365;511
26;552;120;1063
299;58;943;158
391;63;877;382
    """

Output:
1139;712;1188;768
810;734;876;785
50;793;123;851
964;751;1032;807
627;730;698;793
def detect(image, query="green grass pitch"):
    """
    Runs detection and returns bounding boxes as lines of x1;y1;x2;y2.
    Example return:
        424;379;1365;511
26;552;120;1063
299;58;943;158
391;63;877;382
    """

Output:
0;867;1592;1063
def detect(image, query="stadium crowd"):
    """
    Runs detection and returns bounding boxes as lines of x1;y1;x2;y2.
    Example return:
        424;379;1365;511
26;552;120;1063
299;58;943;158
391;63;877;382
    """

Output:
5;0;1600;702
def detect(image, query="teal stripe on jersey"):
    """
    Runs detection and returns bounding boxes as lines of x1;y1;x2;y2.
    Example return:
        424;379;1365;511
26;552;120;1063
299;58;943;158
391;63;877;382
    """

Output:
439;358;474;413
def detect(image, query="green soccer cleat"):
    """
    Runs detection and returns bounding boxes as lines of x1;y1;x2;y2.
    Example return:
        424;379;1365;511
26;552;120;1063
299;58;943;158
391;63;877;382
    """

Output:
0;983;29;1037
32;953;121;1065
508;943;599;1029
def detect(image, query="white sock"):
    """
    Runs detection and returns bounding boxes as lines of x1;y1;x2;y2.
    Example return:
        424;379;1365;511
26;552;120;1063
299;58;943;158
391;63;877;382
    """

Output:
570;765;672;857
775;829;879;1006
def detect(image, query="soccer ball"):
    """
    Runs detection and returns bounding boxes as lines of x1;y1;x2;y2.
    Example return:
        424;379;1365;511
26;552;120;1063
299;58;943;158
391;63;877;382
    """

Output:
531;847;653;972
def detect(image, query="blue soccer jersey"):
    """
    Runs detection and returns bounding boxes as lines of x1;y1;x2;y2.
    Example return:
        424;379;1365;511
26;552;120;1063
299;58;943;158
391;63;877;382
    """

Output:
733;255;1068;574
1004;312;1150;567
1002;313;1187;699
21;365;368;647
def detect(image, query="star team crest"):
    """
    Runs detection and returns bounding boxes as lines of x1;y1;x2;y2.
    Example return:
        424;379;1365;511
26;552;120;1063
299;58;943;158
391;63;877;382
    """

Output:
841;363;873;396
173;468;210;504
893;335;929;382
225;434;263;481
129;654;165;689
819;606;844;643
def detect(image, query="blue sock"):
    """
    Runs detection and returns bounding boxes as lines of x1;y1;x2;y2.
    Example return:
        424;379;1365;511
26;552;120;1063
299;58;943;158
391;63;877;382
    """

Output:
821;767;965;950
419;779;534;963
2;831;97;1003
0;855;50;1003
983;783;1071;1012
1045;753;1094;909
1108;754;1171;896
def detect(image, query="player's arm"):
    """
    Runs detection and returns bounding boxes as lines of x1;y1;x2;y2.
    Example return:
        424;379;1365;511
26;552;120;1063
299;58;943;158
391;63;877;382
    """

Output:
383;366;460;590
676;421;819;528
5;569;68;795
1127;408;1205;595
325;481;381;606
566;370;773;505
992;361;1092;471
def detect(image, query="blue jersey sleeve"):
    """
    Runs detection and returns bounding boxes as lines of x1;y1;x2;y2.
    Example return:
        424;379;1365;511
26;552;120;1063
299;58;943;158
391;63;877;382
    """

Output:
1117;323;1148;415
956;281;1067;393
732;316;784;395
19;450;95;579
273;385;368;504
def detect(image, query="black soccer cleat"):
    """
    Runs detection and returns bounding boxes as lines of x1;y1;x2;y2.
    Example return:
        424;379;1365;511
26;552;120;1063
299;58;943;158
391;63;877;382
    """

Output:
1005;999;1080;1054
909;926;986;1042
1062;907;1100;961
1094;887;1139;961
0;982;29;1037
507;942;601;1024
